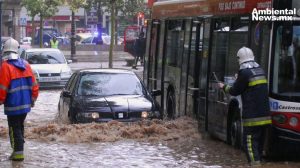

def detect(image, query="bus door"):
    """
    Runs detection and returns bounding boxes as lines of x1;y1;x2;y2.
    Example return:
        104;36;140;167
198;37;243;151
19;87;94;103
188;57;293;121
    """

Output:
208;17;250;140
179;19;192;116
198;19;211;131
207;18;231;139
148;20;161;92
186;19;203;117
155;21;167;111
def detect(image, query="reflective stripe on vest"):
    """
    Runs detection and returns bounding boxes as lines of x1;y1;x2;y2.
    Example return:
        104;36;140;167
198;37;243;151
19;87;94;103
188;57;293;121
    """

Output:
248;79;267;87
5;104;31;112
243;116;272;127
0;84;8;91
8;86;32;93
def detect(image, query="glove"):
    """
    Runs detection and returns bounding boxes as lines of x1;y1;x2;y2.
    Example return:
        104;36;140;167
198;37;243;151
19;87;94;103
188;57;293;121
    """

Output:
218;82;225;89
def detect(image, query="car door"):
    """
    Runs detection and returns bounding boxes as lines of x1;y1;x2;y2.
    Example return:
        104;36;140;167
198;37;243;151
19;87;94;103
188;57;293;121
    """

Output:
61;73;78;117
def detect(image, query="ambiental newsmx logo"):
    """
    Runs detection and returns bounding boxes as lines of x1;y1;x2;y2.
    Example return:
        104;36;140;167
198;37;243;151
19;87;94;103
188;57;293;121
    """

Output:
252;8;297;21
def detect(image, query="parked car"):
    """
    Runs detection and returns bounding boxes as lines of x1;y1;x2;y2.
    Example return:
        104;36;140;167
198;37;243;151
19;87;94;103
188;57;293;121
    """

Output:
75;33;92;44
34;27;61;45
81;36;123;45
20;37;32;45
58;69;161;123
80;36;98;45
20;48;72;88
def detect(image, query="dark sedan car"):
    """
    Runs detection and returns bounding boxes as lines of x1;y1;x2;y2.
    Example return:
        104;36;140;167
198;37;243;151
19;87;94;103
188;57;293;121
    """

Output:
58;69;161;123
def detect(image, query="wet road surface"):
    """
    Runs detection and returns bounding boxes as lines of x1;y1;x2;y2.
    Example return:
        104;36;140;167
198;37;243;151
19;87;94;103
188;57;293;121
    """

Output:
0;90;300;167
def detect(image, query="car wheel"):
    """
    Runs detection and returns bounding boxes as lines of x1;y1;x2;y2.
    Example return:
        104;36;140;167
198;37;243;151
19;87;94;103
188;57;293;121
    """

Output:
68;111;78;124
166;90;175;120
228;109;242;148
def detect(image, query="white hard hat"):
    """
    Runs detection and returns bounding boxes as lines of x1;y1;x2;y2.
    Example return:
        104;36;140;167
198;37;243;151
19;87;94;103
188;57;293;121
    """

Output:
3;38;19;54
237;47;255;64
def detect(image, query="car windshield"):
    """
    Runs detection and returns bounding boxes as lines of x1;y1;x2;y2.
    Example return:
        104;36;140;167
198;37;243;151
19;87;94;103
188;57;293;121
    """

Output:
26;51;66;64
78;73;144;96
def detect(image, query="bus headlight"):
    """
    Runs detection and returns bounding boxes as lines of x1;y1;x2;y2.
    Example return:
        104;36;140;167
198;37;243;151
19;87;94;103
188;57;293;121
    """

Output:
289;117;298;127
272;114;287;124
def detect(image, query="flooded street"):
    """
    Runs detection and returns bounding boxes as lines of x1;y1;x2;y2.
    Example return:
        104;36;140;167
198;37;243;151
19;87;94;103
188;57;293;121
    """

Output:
0;90;300;167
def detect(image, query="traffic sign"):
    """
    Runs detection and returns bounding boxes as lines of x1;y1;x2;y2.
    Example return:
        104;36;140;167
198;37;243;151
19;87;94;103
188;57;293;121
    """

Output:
20;17;27;26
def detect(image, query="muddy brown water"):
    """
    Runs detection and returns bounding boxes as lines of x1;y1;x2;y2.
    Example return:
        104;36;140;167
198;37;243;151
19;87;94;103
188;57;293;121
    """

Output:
0;90;299;167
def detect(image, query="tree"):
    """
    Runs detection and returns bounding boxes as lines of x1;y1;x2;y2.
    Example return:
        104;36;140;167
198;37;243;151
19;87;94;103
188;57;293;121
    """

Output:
108;0;116;68
86;0;148;67
21;0;40;43
22;0;62;47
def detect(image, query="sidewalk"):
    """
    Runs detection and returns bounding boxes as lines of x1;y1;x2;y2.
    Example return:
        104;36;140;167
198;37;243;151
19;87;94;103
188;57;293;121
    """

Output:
62;50;135;62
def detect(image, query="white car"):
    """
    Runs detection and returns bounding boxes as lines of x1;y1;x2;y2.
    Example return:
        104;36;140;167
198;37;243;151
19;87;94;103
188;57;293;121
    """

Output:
20;48;72;88
81;36;123;45
20;37;32;45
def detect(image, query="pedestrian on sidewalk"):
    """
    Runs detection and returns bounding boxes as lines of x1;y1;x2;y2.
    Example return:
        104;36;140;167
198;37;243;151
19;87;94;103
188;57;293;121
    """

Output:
0;38;39;161
218;47;271;166
132;32;146;69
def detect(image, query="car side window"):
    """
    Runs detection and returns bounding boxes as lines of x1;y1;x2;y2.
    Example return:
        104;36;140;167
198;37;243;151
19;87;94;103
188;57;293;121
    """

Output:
69;73;79;93
65;73;77;90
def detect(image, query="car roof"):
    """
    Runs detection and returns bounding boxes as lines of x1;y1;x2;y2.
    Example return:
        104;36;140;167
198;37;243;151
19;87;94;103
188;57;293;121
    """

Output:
78;68;136;75
25;48;61;52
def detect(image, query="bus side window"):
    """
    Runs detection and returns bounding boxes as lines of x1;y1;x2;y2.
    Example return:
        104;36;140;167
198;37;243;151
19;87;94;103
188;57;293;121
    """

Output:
282;22;293;49
225;16;249;83
211;18;230;82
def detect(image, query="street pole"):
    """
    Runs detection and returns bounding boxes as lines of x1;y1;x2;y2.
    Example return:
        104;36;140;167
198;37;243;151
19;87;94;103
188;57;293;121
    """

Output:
0;0;3;64
71;10;76;62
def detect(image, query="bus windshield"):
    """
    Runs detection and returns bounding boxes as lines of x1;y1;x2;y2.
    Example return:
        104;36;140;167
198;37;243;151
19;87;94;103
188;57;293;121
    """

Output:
272;23;300;97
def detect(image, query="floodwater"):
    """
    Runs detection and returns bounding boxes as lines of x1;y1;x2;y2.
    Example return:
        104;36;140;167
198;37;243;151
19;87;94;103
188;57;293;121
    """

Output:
0;90;299;168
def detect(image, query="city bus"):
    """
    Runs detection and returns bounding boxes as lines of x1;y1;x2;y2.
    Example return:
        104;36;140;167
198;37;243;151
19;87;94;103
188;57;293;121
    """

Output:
144;0;300;154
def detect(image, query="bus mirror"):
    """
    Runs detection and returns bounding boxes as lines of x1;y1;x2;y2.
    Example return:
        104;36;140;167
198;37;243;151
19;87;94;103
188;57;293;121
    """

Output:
282;22;293;48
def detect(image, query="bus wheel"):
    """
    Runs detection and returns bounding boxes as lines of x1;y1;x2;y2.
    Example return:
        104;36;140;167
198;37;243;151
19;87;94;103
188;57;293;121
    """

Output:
228;110;242;148
166;90;175;119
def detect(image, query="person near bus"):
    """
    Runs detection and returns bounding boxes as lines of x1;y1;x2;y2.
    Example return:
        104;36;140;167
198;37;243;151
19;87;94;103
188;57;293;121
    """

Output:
218;47;271;166
0;38;39;161
132;32;146;69
50;36;59;49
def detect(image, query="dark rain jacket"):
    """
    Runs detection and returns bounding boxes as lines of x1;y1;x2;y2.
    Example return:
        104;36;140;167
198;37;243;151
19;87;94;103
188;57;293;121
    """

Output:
223;62;271;127
134;37;146;58
0;58;39;116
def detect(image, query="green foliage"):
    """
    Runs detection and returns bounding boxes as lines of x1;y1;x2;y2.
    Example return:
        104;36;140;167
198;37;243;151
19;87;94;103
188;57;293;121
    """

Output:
65;0;88;12
21;0;62;18
86;0;149;17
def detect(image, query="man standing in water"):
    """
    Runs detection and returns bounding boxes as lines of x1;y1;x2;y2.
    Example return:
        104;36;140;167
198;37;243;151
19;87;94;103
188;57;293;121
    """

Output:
0;38;39;161
132;32;146;69
218;47;271;166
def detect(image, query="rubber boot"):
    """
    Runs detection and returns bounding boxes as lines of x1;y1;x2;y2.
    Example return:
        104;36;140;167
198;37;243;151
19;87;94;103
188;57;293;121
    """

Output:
9;151;24;161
